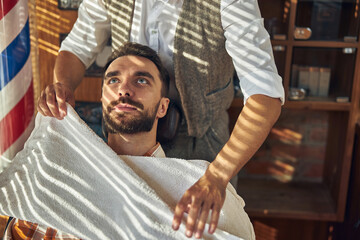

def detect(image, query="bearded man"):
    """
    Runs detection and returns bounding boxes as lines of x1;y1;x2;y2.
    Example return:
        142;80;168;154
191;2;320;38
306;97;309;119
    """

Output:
2;42;171;240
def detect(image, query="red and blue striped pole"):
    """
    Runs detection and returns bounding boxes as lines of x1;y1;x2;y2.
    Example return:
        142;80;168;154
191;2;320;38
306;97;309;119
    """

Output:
0;0;35;170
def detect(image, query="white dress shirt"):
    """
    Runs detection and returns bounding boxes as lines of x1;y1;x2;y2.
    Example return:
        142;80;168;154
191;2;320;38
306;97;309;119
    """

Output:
60;0;285;104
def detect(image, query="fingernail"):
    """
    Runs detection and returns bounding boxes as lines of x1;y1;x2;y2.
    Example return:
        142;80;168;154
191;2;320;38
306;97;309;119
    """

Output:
195;231;201;238
60;110;66;118
209;225;215;234
172;222;178;230
186;230;192;237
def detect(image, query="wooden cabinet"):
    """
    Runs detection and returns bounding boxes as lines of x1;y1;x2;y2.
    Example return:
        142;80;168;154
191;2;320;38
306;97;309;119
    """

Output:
232;0;360;223
332;121;360;239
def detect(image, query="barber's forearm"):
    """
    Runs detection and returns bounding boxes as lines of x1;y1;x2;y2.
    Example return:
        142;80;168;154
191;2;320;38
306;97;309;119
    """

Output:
207;94;282;186
54;51;86;92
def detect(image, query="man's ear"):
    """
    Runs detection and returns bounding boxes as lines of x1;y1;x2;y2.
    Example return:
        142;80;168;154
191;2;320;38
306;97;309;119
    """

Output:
157;97;170;118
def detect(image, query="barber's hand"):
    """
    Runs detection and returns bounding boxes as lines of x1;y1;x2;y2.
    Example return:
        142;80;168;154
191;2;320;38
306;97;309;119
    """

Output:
37;82;75;120
172;171;226;239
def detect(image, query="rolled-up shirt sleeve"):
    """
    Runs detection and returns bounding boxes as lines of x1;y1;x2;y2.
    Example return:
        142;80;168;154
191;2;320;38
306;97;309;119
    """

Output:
59;0;111;68
221;0;285;105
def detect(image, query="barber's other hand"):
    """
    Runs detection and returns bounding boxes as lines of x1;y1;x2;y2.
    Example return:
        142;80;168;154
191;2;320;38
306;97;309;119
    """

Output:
37;82;75;120
172;171;226;239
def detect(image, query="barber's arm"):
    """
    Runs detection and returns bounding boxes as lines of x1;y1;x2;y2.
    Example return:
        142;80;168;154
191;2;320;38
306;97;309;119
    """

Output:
173;0;284;237
37;0;110;119
37;51;84;119
173;94;281;238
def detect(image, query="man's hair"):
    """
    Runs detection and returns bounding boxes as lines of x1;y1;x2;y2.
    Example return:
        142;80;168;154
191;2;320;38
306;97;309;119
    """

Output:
103;42;170;97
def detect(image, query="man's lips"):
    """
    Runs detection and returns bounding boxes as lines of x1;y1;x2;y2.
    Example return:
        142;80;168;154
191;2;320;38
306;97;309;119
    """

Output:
108;97;144;113
113;103;138;112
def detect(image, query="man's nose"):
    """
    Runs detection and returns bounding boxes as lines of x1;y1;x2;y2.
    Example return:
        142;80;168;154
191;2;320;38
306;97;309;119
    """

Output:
118;81;133;97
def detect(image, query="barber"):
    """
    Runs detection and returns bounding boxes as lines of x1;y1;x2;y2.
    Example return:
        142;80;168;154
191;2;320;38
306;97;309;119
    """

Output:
37;0;284;238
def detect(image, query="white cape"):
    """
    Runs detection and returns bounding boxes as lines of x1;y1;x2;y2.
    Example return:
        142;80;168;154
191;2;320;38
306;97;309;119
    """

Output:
0;105;254;239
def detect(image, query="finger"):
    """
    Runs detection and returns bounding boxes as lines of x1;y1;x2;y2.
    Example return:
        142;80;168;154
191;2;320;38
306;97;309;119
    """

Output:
56;91;67;118
37;91;53;117
186;203;191;213
194;203;211;239
54;83;71;118
172;195;190;231
45;86;62;119
55;83;75;117
208;204;221;234
185;196;203;238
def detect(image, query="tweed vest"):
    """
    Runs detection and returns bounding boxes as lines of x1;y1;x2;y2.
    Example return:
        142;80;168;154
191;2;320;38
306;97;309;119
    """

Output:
103;0;235;138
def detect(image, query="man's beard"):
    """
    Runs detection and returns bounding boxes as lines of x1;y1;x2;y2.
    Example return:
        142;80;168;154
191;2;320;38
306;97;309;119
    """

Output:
103;97;160;134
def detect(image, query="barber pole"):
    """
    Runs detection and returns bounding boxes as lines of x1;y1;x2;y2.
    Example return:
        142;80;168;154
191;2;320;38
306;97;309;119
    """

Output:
0;0;34;170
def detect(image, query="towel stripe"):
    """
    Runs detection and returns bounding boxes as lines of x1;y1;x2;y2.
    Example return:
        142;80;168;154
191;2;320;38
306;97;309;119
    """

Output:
0;0;19;20
0;80;34;154
0;57;32;121
0;19;30;91
0;0;28;53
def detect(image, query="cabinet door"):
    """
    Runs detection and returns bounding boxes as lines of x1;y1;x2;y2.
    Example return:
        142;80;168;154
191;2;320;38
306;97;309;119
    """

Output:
290;47;356;102
295;0;360;41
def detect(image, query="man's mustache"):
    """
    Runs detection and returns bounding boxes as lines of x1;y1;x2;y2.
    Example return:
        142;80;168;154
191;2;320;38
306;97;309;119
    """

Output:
107;97;144;112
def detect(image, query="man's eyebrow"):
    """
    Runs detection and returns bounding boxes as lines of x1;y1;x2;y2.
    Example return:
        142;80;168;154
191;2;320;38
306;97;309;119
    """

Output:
104;70;155;81
105;71;120;78
134;71;154;81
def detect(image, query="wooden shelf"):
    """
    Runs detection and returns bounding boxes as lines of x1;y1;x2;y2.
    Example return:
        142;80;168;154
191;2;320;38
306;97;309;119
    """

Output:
237;178;338;221
271;40;359;48
271;40;358;48
285;101;351;111
271;40;289;45
293;41;357;48
231;98;351;111
233;0;360;236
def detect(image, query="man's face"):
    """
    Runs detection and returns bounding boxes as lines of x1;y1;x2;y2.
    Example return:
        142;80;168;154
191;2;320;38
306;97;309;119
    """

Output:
102;55;169;134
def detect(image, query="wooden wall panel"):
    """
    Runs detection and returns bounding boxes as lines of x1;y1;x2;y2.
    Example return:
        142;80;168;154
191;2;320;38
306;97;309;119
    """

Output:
36;0;66;89
35;0;101;102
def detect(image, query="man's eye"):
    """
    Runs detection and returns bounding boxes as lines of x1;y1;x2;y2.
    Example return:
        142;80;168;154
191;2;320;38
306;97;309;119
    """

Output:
137;78;148;84
109;78;119;84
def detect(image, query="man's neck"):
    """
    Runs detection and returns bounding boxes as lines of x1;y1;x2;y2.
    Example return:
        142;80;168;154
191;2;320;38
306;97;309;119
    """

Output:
107;129;157;156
